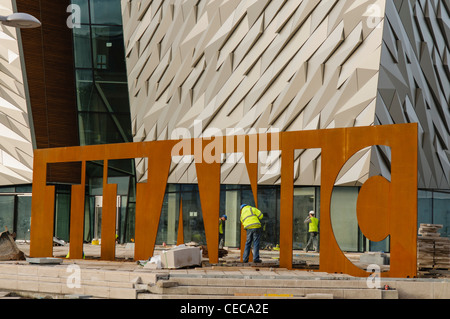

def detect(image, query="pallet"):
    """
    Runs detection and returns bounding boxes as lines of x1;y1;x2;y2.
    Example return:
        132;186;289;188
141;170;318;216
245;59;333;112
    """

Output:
417;224;450;277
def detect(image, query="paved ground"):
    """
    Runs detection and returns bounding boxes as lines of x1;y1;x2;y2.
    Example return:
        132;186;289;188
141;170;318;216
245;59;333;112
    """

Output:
15;241;335;269
0;242;447;302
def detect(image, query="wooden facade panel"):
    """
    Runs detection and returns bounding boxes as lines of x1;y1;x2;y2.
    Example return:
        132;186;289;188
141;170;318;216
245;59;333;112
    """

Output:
17;0;79;150
17;0;80;183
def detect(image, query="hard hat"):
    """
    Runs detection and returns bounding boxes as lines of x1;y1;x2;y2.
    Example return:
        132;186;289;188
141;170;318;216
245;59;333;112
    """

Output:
222;215;227;220
240;204;247;210
309;210;315;215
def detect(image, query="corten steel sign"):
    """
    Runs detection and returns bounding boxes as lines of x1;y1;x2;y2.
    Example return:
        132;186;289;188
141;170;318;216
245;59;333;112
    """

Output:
30;123;418;278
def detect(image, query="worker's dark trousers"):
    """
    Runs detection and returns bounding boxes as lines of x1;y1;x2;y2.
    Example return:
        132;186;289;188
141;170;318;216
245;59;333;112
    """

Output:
219;233;224;249
243;228;261;262
305;232;319;252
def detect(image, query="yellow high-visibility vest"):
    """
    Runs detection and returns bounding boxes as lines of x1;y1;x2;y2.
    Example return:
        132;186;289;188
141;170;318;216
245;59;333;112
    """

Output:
309;217;319;232
219;219;224;234
240;206;263;230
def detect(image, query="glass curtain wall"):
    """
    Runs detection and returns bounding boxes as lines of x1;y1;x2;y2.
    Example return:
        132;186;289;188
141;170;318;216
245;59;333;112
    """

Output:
0;185;32;240
70;0;135;244
71;0;131;145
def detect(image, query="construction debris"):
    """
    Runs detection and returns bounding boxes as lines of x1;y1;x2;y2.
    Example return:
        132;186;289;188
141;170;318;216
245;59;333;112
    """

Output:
53;237;66;246
0;230;25;261
201;245;228;258
417;224;450;277
160;245;202;269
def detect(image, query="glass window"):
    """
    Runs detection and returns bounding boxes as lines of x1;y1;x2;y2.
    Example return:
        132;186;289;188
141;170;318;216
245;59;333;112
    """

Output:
96;82;131;113
75;70;96;112
433;191;450;238
180;185;205;244
293;187;315;250
157;189;181;245
71;0;90;24
54;187;71;242
256;186;279;248
0;196;15;232
73;25;92;68
79;112;132;145
418;190;433;225
331;187;359;252
90;0;123;25
16;195;32;240
91;26;126;76
223;186;240;247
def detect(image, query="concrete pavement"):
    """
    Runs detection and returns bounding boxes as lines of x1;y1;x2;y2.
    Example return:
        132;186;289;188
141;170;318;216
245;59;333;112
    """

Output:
0;242;447;299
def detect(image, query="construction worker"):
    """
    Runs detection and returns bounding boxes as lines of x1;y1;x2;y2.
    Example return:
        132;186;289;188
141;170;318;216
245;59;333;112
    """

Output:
304;210;319;252
240;204;263;263
219;215;227;249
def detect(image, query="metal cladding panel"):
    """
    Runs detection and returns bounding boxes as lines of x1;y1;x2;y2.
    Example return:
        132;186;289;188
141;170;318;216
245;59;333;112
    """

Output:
0;0;33;185
122;0;449;191
373;0;450;189
122;0;387;186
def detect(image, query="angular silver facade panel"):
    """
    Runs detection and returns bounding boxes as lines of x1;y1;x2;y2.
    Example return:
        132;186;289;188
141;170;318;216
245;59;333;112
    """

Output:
373;0;450;189
0;0;33;185
122;0;386;186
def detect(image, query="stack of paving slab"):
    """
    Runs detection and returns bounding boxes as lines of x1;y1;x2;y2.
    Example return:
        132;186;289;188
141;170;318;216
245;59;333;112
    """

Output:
417;224;450;273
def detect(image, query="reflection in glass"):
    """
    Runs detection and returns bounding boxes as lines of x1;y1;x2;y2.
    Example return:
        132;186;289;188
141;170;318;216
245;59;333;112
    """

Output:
71;0;90;24
91;26;127;78
0;196;14;232
16;195;32;240
331;187;359;252
293;187;315;249
73;25;92;68
433;191;450;238
90;0;123;25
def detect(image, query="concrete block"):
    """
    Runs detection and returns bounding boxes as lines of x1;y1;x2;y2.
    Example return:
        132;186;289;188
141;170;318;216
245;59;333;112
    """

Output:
61;284;84;296
433;282;450;299
37;266;60;278
17;274;38;282
81;269;105;281
207;278;242;287
83;285;110;298
38;282;62;294
104;271;130;282
17;266;38;276
267;287;306;296
156;280;178;288
134;283;150;292
359;252;389;265
148;285;189;295
160;246;202;269
107;281;135;289
382;289;398;299
132;272;161;284
109;287;137;299
0;264;18;275
321;279;364;289
395;281;434;299
0;278;17;290
343;288;381;299
174;277;208;286
306;293;333;299
64;294;92;299
305;288;344;299
26;257;63;265
131;276;142;285
187;286;221;295
227;287;268;295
